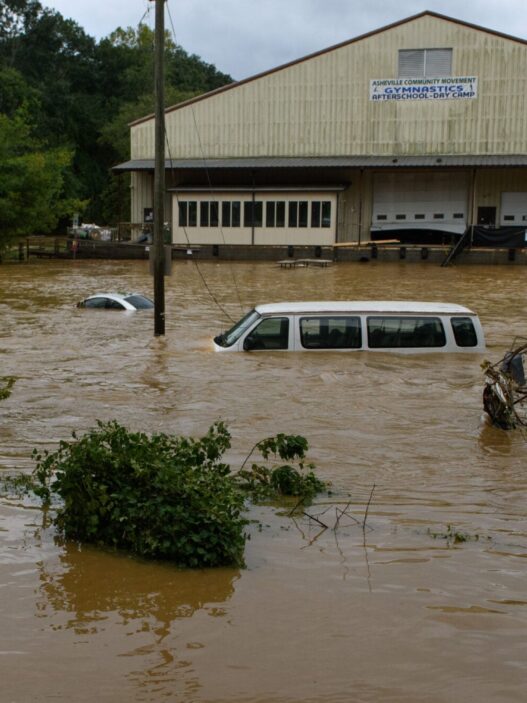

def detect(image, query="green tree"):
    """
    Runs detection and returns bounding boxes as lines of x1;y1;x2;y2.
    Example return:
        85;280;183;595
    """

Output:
0;107;82;249
1;3;233;226
0;65;38;116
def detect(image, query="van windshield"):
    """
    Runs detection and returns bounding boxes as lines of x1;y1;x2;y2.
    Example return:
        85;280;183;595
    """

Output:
215;309;261;347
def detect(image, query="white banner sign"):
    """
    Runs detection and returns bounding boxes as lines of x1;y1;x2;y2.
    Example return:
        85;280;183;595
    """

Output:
370;76;477;101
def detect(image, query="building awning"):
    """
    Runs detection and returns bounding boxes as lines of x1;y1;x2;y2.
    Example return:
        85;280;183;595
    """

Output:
113;155;527;172
168;185;346;192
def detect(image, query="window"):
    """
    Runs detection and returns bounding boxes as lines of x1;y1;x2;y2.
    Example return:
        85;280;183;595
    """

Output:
398;49;452;78
396;214;406;220
83;297;110;309
288;200;316;228
178;201;197;227
232;201;241;227
451;317;478;347
377;214;387;221
210;202;219;227
105;299;126;310
245;317;289;350
300;317;362;349
265;201;285;227
200;201;209;227
124;295;154;310
433;213;444;219
312;202;321;227
453;213;464;219
312;200;333;228
178;202;187;227
217;309;261;348
276;202;286;227
503;215;515;222
222;201;231;227
321;201;331;227
199;201;219;227
367;316;446;348
298;201;308;227
266;201;275;227
218;201;242;227
244;201;263;227
188;202;197;226
414;214;425;220
288;201;298;227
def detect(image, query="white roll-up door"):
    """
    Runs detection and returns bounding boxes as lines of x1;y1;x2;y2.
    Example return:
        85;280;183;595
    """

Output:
372;172;468;234
500;192;527;225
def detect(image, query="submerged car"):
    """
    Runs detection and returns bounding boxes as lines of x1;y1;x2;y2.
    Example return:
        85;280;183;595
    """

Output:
77;293;154;311
213;301;486;353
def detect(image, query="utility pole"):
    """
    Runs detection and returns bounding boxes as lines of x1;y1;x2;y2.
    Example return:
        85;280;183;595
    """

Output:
151;0;166;335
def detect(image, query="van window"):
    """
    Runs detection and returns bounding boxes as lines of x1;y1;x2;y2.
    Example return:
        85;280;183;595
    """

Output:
451;317;478;347
245;317;289;350
300;316;362;349
367;316;446;348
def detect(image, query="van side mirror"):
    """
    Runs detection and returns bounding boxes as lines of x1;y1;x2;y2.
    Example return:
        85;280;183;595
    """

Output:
243;336;256;351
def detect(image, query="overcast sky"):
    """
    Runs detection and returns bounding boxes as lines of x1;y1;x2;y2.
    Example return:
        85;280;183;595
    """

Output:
41;0;527;80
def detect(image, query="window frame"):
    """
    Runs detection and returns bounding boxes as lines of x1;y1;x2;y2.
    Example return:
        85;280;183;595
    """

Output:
398;48;453;79
367;316;447;349
451;317;478;348
244;316;290;351
244;201;263;228
299;316;362;350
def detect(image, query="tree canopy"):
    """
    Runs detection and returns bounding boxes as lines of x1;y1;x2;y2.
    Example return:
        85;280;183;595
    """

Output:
0;107;83;246
0;0;233;244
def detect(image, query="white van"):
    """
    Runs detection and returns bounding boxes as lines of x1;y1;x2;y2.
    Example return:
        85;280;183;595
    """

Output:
213;301;486;353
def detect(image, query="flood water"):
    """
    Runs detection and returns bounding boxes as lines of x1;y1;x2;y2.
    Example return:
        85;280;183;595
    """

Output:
1;259;526;702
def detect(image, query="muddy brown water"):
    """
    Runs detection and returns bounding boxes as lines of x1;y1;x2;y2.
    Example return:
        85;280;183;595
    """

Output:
0;259;526;702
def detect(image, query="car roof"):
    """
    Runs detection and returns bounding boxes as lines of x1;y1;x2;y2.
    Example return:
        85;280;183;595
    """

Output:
254;301;477;315
85;292;143;301
83;293;151;310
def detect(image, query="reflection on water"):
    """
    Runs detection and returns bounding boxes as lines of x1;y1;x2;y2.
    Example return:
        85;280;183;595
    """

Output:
38;543;237;627
34;540;237;700
1;259;527;702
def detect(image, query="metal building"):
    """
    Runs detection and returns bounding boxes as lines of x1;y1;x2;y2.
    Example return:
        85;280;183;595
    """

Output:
114;11;527;251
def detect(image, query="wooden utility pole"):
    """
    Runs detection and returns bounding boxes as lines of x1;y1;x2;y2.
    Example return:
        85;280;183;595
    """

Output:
151;0;166;335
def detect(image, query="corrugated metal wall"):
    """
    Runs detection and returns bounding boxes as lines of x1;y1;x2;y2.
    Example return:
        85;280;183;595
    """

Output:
130;173;152;223
131;15;527;160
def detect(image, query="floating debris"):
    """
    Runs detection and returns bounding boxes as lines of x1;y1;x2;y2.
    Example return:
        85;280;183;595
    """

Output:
482;338;527;429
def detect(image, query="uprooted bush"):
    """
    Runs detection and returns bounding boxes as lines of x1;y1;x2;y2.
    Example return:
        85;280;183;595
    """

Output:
33;420;247;568
234;433;326;502
31;421;327;568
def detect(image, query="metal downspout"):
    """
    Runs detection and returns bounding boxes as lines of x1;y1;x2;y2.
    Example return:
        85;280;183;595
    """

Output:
358;168;364;247
470;168;477;245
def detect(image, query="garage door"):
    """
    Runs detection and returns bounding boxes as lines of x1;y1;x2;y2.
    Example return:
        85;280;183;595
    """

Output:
372;173;468;235
500;192;527;226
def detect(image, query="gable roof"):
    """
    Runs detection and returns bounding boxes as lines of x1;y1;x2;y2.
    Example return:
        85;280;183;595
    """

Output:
130;10;527;128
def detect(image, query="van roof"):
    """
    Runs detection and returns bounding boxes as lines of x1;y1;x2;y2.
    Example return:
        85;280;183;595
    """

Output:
254;301;477;315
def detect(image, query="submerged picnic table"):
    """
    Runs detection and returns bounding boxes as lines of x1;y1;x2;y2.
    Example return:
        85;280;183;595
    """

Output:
277;258;333;268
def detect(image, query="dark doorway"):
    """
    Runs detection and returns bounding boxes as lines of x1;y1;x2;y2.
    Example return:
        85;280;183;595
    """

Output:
477;207;496;226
